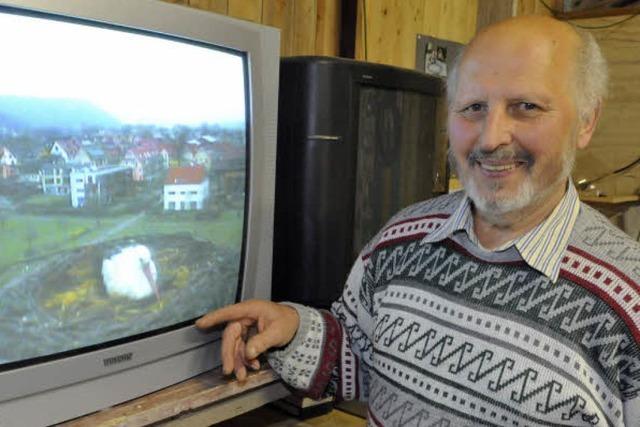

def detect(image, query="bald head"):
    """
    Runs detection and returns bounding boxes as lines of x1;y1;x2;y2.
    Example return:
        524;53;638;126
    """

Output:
448;15;607;122
474;15;580;45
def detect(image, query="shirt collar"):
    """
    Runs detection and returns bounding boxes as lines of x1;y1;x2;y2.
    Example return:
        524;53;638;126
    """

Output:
423;183;581;282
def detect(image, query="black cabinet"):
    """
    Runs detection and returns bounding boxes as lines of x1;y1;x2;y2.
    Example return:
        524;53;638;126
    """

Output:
272;56;442;308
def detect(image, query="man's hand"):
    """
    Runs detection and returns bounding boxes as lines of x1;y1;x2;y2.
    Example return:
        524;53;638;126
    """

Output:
196;299;300;381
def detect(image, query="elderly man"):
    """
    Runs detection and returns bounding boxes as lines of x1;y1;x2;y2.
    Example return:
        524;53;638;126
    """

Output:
197;15;640;426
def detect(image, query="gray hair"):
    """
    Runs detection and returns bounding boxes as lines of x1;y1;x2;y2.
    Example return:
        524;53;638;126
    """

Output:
573;27;608;121
446;24;608;123
445;51;462;107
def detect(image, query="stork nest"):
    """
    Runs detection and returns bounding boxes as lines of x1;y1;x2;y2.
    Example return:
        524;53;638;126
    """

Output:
0;234;239;364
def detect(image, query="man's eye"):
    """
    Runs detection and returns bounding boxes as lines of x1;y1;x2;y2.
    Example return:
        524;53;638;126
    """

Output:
517;102;539;111
461;103;484;113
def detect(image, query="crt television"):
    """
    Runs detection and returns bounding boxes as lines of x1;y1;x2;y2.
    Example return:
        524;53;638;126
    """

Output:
0;1;279;425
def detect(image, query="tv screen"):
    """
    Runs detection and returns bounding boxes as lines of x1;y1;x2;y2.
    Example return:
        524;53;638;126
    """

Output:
0;7;247;367
0;1;279;425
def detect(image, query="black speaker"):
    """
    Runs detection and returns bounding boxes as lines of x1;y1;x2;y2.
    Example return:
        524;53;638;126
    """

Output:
272;56;442;308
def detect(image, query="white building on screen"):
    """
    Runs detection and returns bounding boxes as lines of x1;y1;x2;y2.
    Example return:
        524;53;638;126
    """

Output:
70;165;132;208
163;165;209;211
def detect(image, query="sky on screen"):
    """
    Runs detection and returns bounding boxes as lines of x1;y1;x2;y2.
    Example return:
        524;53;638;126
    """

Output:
0;12;246;126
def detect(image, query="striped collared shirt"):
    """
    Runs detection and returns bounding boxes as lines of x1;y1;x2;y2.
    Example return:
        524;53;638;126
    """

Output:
423;182;581;282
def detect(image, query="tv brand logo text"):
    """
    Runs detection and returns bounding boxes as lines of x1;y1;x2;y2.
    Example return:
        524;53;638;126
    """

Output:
103;352;133;367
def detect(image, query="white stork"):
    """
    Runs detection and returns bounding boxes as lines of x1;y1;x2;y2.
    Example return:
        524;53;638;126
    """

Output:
102;244;160;301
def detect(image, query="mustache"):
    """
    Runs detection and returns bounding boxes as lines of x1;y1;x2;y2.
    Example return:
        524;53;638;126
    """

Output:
467;146;533;165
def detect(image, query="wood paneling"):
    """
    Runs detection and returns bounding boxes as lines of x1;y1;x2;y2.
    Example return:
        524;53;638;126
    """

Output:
476;0;514;30
292;0;317;55
355;0;477;69
476;0;561;31
351;0;478;195
162;0;341;57
357;0;424;66
315;0;341;56
228;0;262;23
513;0;554;16
421;0;478;44
188;0;228;14
262;0;295;56
574;15;640;197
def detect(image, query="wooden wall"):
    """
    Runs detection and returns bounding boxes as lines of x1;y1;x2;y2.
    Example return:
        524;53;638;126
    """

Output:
165;0;637;199
163;0;556;67
477;0;553;30
572;15;640;198
474;2;639;199
162;0;341;57
353;0;478;69
348;0;555;193
351;0;554;69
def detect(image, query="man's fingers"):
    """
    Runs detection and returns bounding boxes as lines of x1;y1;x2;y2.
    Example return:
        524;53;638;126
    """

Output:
197;301;296;380
234;338;247;382
244;327;286;360
221;322;243;375
195;300;263;329
235;363;247;382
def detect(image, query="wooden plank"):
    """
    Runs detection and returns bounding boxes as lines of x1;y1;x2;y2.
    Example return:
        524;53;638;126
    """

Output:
580;194;640;204
354;0;365;60
291;0;317;56
513;0;554;16
475;0;514;31
262;0;295;56
228;0;263;23
156;382;290;426
359;0;425;67
361;0;383;61
556;5;640;19
572;15;640;197
577;146;640;197
315;0;341;56
188;0;228;14
421;0;478;44
61;369;286;427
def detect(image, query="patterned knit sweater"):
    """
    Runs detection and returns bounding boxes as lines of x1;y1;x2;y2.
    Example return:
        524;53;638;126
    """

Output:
268;192;640;426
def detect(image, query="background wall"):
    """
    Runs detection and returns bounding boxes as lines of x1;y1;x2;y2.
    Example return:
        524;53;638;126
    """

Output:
352;0;552;67
166;0;639;236
346;0;554;194
162;0;551;68
353;0;478;68
163;0;341;57
570;15;640;198
350;0;638;202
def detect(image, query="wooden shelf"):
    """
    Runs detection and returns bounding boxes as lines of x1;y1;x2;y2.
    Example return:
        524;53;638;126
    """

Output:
61;368;290;427
555;5;640;20
580;194;640;204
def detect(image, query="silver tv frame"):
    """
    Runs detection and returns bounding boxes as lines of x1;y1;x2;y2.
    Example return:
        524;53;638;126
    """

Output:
0;1;279;426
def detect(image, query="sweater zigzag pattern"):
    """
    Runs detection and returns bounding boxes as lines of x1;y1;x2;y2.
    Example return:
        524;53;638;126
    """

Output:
268;193;640;426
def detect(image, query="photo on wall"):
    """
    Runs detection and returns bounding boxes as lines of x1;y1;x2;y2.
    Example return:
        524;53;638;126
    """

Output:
415;35;464;80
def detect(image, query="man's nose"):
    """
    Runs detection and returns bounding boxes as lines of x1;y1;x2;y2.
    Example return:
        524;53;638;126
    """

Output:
478;107;513;151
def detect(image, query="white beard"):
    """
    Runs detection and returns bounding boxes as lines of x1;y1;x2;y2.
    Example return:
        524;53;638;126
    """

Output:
450;145;576;224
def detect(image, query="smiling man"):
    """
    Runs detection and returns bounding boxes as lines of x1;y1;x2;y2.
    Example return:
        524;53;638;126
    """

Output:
198;16;640;426
447;15;602;253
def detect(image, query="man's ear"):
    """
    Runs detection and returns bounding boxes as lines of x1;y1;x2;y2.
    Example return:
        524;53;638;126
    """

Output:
577;101;602;149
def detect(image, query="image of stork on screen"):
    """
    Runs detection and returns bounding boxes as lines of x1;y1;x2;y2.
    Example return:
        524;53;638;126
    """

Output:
0;12;247;365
